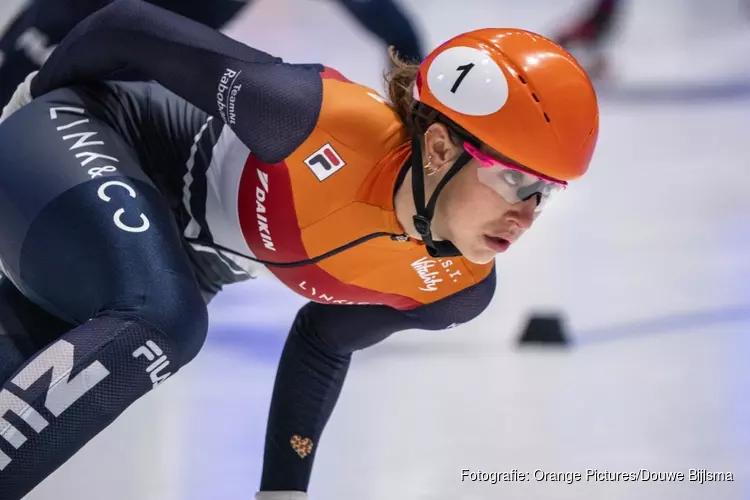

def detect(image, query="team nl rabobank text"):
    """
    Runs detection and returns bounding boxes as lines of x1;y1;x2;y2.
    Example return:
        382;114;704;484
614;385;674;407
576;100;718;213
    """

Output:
461;469;734;485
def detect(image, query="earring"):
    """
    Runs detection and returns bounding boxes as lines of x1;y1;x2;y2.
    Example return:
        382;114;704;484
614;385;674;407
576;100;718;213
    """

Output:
424;155;439;176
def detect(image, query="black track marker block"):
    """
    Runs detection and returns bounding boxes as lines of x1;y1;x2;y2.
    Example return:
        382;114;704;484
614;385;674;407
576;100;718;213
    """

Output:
518;313;569;347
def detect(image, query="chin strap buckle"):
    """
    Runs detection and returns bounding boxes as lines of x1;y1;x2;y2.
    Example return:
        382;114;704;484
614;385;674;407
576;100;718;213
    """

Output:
412;215;431;237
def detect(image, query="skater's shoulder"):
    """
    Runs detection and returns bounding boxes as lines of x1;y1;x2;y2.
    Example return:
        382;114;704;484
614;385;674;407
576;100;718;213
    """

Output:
316;67;405;159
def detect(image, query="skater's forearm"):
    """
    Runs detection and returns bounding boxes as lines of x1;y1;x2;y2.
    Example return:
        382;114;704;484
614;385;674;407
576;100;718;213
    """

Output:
260;270;495;490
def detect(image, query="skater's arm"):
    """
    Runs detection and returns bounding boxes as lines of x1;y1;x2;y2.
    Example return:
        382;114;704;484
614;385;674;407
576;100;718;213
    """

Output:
30;0;323;163
260;267;496;492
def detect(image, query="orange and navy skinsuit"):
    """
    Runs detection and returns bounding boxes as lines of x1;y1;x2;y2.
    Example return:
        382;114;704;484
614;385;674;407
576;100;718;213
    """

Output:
25;0;497;492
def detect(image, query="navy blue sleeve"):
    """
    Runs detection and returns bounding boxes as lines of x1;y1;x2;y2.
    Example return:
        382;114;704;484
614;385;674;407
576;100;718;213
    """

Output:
30;0;322;163
260;267;496;492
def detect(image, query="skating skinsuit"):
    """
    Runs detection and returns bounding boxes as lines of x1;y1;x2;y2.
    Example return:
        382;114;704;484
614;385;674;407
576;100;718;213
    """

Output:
0;0;496;495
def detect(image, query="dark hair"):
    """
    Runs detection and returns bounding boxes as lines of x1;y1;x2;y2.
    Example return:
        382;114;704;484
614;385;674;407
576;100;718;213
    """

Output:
384;48;473;146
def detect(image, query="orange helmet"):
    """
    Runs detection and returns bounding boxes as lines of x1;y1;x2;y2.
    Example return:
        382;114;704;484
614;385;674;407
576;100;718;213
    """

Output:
413;28;599;181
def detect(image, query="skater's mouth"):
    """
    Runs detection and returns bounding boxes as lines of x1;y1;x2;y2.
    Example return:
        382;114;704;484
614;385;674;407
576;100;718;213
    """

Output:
484;234;511;253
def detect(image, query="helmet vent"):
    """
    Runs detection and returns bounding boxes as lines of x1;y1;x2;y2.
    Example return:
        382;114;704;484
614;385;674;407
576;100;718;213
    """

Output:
517;73;551;123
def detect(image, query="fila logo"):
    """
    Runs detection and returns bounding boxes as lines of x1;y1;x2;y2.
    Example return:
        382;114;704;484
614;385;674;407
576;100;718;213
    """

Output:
304;143;346;181
132;340;172;389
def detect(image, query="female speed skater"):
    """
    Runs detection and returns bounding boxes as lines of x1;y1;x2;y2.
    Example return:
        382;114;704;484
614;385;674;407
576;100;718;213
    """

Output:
0;0;598;498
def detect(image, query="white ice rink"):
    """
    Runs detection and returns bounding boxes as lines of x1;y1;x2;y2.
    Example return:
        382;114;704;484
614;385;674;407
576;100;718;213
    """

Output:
4;0;750;498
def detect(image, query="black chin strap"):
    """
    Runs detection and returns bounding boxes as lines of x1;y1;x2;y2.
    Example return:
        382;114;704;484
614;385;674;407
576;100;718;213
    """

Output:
410;134;472;258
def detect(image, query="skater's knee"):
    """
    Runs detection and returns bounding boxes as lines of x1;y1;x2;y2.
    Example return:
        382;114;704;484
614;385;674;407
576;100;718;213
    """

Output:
134;274;209;365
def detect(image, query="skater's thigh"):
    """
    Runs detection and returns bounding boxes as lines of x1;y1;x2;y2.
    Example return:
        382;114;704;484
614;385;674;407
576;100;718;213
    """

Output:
0;86;199;325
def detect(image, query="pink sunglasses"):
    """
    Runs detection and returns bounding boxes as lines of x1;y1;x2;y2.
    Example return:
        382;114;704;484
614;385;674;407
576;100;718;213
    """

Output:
463;142;568;187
